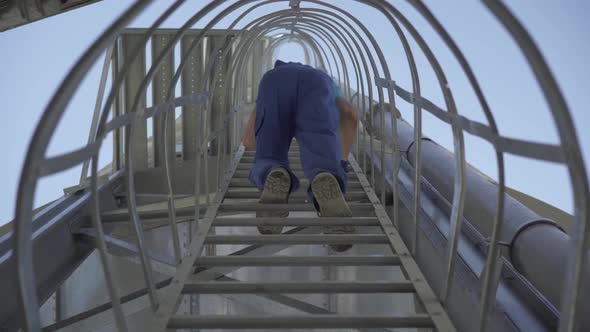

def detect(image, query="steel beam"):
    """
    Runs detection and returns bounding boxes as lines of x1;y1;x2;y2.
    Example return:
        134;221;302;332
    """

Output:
121;33;149;171
151;33;176;167
0;175;123;331
111;39;125;171
207;35;233;156
181;35;204;161
0;0;103;32
76;228;176;266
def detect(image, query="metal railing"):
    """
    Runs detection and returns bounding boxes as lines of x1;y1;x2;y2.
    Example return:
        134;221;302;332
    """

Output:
9;1;588;331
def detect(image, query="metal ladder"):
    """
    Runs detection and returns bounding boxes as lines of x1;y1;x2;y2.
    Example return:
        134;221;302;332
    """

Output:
148;145;456;331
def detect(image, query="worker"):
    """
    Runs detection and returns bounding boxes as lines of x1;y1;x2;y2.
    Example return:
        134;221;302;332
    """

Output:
242;60;358;251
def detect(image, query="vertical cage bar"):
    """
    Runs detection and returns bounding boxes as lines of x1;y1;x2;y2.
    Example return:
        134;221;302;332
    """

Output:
411;97;423;255
121;32;160;310
112;38;125;172
379;98;386;204
90;157;129;331
369;99;375;188
440;113;467;305
479;250;504;331
152;33;182;264
80;45;114;184
387;87;400;229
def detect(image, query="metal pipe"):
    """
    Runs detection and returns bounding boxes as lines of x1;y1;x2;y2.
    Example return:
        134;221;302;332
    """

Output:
397;1;505;328
483;2;590;331
79;45;114;184
370;109;590;324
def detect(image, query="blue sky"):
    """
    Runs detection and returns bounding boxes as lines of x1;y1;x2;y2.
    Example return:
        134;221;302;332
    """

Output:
0;0;588;224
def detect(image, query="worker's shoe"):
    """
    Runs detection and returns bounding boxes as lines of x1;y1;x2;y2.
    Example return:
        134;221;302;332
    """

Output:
311;172;354;252
257;167;291;235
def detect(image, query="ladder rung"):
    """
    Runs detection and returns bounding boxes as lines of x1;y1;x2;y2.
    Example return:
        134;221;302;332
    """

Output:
212;217;379;227
181;281;414;294
241;157;303;163
237;164;304;170
229;178;363;189
218;203;373;212
242;151;300;157
167;315;433;329
194;255;399;266
203;234;389;245
232;170;356;178
101;206;206;223
223;190;367;200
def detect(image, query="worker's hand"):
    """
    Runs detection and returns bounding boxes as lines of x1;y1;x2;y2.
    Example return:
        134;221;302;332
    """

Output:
336;98;358;160
243;110;256;150
336;98;358;129
243;134;256;151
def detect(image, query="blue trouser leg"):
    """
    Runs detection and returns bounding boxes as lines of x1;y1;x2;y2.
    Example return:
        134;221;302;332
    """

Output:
248;66;300;193
294;66;348;198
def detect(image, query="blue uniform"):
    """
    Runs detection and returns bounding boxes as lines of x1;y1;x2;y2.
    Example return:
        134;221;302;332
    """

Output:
248;60;348;199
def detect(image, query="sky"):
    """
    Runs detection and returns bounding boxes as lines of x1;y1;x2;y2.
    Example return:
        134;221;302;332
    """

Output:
0;0;588;225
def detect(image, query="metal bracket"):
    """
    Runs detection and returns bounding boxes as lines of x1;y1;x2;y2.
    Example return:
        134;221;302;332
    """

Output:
288;3;302;41
375;77;396;89
190;91;210;107
484;237;511;248
289;0;301;9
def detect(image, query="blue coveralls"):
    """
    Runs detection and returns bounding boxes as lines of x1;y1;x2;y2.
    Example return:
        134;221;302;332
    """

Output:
248;60;348;199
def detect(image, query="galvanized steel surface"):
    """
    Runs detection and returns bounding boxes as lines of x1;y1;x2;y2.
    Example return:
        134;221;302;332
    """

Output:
5;1;588;331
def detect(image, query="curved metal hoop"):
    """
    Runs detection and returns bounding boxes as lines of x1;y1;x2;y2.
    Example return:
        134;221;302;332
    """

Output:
11;1;588;331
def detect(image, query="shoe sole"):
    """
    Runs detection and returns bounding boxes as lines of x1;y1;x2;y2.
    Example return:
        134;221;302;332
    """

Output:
257;168;290;235
311;173;355;252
